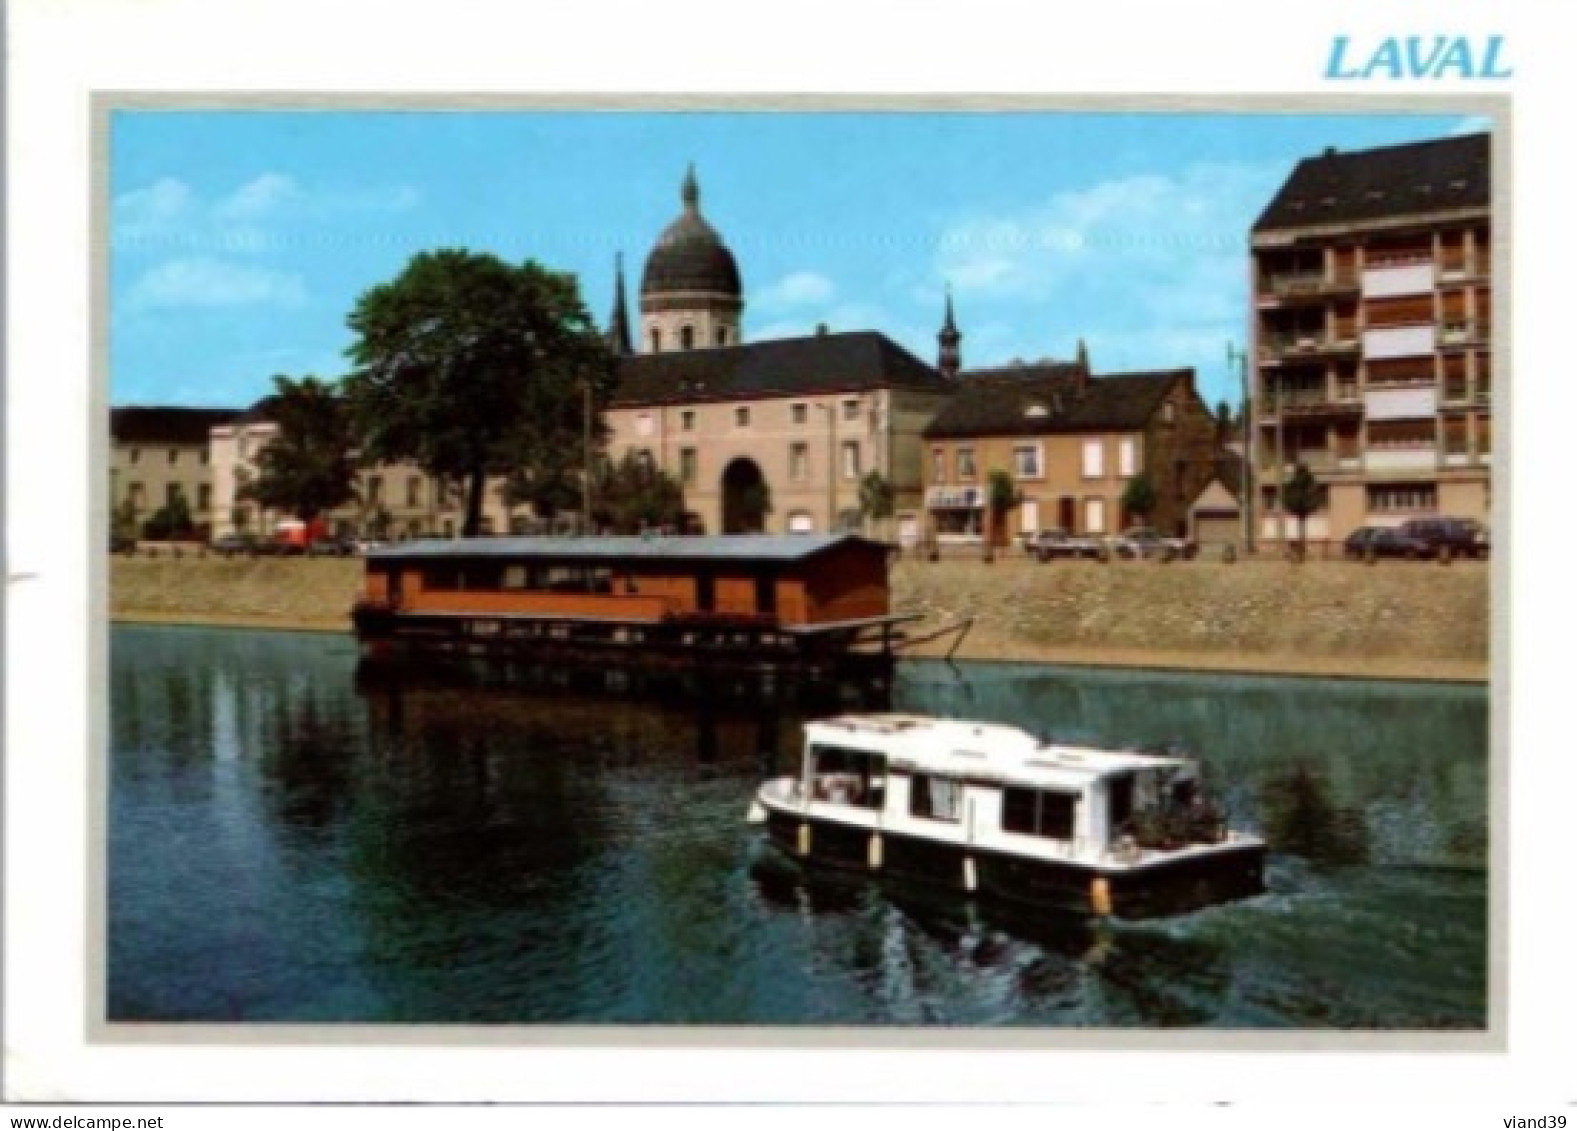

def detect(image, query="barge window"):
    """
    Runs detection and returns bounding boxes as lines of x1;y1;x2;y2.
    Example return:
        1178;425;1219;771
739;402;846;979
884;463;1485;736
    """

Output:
910;774;962;823
1002;787;1078;841
809;744;886;810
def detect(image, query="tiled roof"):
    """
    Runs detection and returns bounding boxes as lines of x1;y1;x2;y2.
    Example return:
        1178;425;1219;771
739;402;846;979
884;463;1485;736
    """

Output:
110;406;243;445
1254;133;1490;233
368;533;884;563
611;331;952;407
923;367;1187;439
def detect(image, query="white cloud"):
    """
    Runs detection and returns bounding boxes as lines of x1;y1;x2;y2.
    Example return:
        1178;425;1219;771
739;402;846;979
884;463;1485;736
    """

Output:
126;257;307;310
754;270;837;311
113;177;195;238
214;172;302;220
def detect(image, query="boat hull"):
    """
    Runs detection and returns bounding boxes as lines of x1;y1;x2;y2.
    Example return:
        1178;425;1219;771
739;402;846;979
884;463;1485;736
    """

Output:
760;807;1266;920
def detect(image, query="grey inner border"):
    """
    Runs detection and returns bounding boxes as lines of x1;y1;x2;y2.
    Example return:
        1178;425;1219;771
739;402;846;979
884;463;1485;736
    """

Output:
87;91;1511;1056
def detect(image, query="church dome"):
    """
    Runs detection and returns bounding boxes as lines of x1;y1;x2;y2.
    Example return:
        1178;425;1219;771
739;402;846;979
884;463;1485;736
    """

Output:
640;166;743;304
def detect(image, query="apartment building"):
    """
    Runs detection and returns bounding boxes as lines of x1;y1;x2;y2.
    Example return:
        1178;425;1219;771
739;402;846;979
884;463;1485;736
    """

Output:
1251;132;1492;548
921;362;1220;547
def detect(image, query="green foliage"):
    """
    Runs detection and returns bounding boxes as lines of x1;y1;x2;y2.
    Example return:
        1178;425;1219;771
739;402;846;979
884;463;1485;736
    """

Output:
592;451;687;534
1259;765;1370;869
344;249;613;537
141;488;194;541
1121;471;1159;522
239;375;359;522
111;497;140;542
1281;462;1324;553
857;470;895;535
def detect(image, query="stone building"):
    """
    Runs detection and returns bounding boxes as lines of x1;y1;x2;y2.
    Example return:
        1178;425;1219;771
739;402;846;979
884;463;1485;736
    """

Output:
109;407;240;539
602;168;955;539
921;361;1220;547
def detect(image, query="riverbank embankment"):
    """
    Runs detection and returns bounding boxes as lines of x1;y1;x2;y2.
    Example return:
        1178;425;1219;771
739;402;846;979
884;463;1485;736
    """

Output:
109;553;1491;682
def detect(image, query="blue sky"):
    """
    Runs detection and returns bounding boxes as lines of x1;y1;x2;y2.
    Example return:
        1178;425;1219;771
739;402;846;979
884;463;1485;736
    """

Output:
110;108;1487;412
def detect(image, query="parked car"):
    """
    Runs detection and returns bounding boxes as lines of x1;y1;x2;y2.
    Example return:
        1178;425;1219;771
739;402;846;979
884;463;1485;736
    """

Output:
1343;526;1432;560
1025;528;1105;561
1397;517;1490;559
1110;526;1198;561
210;533;259;558
307;537;356;557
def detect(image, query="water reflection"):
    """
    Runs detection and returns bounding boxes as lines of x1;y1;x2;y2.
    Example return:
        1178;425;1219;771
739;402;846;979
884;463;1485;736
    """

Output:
109;627;1488;1027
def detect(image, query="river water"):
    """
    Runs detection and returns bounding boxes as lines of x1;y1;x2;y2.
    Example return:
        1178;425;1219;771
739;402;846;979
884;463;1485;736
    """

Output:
108;625;1488;1028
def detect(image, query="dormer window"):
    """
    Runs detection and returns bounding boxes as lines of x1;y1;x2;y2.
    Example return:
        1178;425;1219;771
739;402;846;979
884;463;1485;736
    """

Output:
1025;403;1049;419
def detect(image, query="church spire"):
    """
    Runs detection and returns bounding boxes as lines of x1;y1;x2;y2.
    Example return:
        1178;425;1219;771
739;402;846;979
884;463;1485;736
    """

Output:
681;163;700;211
608;252;632;356
937;285;962;379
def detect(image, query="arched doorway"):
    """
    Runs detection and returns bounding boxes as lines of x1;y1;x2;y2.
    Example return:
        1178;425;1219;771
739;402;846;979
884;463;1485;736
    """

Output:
721;458;770;534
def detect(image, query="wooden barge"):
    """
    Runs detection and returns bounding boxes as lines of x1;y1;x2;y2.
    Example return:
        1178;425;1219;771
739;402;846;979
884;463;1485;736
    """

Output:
352;534;915;689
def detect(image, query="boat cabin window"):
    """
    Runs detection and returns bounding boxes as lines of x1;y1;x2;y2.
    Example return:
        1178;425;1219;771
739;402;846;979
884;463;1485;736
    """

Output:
808;744;885;810
909;774;963;823
1002;786;1078;841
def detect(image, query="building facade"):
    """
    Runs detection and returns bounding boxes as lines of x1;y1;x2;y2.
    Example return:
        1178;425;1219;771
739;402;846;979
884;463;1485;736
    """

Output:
109;407;240;539
1250;133;1493;548
922;363;1221;546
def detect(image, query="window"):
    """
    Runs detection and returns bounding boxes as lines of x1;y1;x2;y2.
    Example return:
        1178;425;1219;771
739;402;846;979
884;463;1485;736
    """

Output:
735;406;750;428
168;448;179;465
809;744;885;810
792;403;808;426
165;483;182;507
1084;497;1106;534
1013;444;1042;479
367;475;383;504
198;484;212;511
681;410;696;432
1081;439;1104;479
636;412;655;437
1161;402;1175;424
649;328;661;352
910;774;963;823
129;448;141;465
680;325;695;350
200;449;210;465
634;448;655;470
790;442;809;482
931;447;945;483
957;447;977;480
407;477;422;507
716;326;729;346
842;440;861;480
1118;437;1138;477
1001;787;1078;840
680;447;698;484
1366;483;1438;513
842;398;861;422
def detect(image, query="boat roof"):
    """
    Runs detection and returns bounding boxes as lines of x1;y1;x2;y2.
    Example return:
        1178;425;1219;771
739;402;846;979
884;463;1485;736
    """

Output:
367;533;887;564
805;714;1195;790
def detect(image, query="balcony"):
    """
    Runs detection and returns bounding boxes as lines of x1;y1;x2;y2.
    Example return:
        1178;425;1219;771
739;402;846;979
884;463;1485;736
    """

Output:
1365;448;1440;473
927;485;983;510
1362;263;1435;299
1259;331;1361;363
1439;321;1490;349
1365;386;1439;421
1276;392;1364;420
1257;271;1360;306
1363;325;1435;360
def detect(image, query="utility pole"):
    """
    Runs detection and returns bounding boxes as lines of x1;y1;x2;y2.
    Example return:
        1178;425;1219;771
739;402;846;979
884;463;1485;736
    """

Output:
1227;341;1255;553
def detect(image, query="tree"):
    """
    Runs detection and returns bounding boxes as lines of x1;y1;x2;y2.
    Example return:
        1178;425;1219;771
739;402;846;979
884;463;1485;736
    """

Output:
142;488;194;541
501;434;584;529
1121;472;1159;528
238;375;359;523
857;470;895;538
111;497;140;544
592;451;687;534
344;249;613;537
984;469;1020;561
1282;462;1324;560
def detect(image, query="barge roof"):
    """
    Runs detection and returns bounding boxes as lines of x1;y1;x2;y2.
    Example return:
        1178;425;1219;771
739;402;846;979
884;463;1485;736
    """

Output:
366;533;887;563
808;714;1194;788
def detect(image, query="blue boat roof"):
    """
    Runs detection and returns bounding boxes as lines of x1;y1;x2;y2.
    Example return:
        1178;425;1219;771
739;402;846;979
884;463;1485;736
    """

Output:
366;533;887;564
